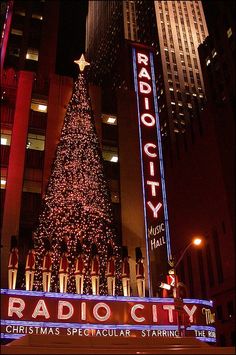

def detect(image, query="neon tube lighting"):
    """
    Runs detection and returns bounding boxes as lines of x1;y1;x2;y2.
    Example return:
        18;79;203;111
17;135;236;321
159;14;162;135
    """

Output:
149;52;171;259
0;289;213;306
132;47;152;296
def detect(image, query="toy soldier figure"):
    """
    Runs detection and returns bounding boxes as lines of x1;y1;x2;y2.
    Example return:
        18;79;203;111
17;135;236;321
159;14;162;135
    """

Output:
90;243;100;295
121;246;131;297
8;235;18;290
42;238;52;292
25;239;36;291
106;244;115;296
162;267;178;298
59;239;69;293
135;247;145;297
74;241;85;294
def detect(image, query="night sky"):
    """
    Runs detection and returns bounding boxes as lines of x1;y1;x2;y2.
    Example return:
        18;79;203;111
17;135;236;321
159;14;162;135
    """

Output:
56;0;88;77
54;0;225;78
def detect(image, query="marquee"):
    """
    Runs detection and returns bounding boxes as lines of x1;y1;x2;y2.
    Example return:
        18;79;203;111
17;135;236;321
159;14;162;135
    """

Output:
132;44;171;296
1;289;216;343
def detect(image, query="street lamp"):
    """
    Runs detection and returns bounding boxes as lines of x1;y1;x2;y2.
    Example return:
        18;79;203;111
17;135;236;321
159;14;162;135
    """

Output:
173;237;203;336
174;237;202;269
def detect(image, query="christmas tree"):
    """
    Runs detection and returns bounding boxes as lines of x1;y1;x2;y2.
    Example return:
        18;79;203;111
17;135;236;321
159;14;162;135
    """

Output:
33;55;121;294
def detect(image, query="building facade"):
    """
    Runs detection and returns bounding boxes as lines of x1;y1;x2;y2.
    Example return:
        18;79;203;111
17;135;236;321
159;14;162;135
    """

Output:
1;0;234;346
85;0;235;346
0;0;72;287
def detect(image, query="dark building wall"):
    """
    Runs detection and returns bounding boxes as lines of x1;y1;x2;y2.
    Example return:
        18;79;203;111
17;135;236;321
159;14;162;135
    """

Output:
198;0;235;239
164;105;235;346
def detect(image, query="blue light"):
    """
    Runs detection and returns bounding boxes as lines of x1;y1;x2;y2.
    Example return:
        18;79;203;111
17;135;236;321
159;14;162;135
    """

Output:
1;320;215;333
0;289;214;307
1;333;24;339
196;337;216;343
149;52;171;260
132;47;152;296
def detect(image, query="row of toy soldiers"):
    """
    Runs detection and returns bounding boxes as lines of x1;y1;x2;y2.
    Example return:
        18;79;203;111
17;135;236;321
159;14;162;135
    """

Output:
8;236;146;297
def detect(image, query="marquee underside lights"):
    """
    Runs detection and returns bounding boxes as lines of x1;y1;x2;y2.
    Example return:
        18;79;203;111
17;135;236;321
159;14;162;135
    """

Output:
0;290;216;342
132;45;171;296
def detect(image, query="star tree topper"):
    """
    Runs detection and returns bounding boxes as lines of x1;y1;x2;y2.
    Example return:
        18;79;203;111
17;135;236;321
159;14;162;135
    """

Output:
74;54;90;72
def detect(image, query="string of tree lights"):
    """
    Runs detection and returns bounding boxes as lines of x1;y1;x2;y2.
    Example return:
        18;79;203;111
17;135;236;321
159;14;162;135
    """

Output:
33;60;121;295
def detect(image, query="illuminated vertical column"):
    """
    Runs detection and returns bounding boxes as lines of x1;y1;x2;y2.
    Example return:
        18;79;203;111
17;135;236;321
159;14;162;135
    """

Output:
1;71;34;288
0;0;13;74
132;45;172;297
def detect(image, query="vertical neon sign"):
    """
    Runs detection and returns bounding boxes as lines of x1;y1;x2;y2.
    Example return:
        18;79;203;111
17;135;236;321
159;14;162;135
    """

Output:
132;45;171;297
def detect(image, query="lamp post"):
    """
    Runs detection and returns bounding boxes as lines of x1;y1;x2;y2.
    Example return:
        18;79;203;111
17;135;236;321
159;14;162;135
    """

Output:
173;237;202;337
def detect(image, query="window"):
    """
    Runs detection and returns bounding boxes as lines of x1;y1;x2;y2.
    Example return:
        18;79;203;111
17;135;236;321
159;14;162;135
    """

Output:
26;133;45;151
31;99;47;113
212;50;217;58
1;130;11;146
26;48;39;61
15;9;26;16
227;27;232;38
32;13;43;20
102;114;117;125
11;28;23;36
1;168;7;189
102;146;118;163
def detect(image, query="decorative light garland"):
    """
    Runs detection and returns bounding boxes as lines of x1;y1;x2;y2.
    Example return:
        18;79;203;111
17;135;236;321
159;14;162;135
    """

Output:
33;73;121;295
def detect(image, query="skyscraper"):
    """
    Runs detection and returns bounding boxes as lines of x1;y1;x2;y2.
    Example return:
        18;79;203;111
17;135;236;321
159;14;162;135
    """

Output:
86;0;208;146
85;0;209;295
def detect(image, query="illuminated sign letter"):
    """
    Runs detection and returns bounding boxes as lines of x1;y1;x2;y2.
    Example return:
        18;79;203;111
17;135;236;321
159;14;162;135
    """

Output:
131;304;145;323
93;303;111;322
137;53;149;65
81;302;86;321
144;143;157;157
163;305;175;323
139;81;152;94
132;46;171;297
147;180;159;197
152;305;158;322
149;162;155;176
147;201;162;218
183;305;197;323
32;299;50;319
141;113;155;127
58;301;74;320
138;67;151;80
8;297;25;318
144;97;150;110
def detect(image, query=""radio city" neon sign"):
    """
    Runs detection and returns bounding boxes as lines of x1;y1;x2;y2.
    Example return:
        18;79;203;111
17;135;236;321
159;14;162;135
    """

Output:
132;45;171;296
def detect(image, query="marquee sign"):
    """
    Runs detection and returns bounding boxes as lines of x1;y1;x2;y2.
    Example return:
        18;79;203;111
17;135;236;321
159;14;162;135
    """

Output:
132;45;171;296
1;289;216;343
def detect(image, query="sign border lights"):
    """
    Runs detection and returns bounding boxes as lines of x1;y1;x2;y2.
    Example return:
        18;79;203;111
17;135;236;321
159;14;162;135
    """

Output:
0;289;216;343
132;45;171;296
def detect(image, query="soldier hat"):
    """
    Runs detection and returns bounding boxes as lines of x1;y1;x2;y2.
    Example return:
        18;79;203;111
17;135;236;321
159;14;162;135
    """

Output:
121;246;130;260
10;235;18;250
135;247;143;262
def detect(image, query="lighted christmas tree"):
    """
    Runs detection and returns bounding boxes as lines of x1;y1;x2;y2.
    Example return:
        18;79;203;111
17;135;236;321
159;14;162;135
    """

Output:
33;55;121;294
